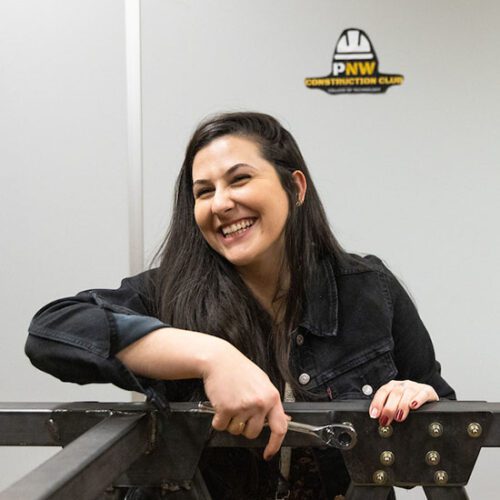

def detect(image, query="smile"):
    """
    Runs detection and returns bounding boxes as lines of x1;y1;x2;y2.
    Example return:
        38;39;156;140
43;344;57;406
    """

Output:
221;218;256;238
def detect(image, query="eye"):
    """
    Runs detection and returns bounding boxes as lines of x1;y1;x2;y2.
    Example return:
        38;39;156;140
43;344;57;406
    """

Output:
194;187;213;199
232;174;251;184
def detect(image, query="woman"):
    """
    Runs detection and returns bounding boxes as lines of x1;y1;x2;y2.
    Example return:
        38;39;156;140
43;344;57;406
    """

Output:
26;112;455;499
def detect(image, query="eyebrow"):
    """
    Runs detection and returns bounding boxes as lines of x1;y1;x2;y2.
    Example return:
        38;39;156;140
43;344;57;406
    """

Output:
192;163;255;186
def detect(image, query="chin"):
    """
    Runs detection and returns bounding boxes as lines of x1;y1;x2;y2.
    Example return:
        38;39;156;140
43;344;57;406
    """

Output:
224;255;255;268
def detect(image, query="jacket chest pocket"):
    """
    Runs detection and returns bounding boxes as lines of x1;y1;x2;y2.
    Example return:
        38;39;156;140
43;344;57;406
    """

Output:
313;350;398;401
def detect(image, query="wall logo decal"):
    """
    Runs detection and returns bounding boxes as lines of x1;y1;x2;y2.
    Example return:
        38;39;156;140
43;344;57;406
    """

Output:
305;28;404;95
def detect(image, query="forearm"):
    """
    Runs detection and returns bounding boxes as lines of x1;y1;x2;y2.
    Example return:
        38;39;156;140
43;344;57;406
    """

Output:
116;327;230;381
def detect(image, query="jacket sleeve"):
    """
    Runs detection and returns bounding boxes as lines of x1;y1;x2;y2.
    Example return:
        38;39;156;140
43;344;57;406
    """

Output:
364;255;456;400
383;264;456;399
25;270;168;393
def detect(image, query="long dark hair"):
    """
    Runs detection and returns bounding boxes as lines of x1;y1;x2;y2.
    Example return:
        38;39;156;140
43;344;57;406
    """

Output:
153;112;345;393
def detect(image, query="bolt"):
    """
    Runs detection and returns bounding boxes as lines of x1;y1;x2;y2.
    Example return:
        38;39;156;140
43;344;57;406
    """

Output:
425;450;440;466
428;422;443;438
434;470;448;485
467;422;482;438
378;424;393;438
373;470;388;485
380;451;395;466
45;418;60;443
160;482;181;492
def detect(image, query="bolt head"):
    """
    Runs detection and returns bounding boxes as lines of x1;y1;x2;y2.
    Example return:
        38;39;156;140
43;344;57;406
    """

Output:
467;422;482;438
373;470;388;485
378;424;393;438
425;450;440;466
380;451;395;466
434;470;449;485
428;422;443;437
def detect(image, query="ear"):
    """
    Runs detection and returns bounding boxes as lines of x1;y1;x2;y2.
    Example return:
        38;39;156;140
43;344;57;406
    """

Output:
291;170;307;205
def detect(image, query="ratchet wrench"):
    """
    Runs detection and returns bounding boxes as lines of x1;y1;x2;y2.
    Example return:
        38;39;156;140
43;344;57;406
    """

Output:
193;402;357;450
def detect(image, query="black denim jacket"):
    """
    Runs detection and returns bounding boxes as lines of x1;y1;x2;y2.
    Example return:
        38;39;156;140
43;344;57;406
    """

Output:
25;253;455;497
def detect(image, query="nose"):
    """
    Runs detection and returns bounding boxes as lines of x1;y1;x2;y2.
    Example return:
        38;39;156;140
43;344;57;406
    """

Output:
211;186;235;215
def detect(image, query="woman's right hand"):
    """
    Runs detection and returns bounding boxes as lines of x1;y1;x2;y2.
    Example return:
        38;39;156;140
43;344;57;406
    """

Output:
201;341;289;460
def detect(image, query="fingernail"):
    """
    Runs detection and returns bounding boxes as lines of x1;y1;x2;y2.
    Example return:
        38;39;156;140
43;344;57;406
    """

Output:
410;401;418;409
370;407;379;419
379;416;389;427
396;409;403;422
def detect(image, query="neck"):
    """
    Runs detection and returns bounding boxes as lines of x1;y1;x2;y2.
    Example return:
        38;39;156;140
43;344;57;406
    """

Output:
238;258;289;320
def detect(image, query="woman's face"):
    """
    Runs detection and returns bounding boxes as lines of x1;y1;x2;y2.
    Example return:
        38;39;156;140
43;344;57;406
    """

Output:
192;135;303;273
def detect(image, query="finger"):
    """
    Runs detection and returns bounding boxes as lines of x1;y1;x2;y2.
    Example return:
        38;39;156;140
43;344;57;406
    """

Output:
410;386;439;410
378;383;405;426
263;405;288;461
211;410;232;431
242;413;266;440
394;386;419;422
227;417;248;435
369;381;397;419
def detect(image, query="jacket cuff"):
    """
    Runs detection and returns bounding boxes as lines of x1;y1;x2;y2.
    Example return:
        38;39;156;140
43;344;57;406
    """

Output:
109;312;168;354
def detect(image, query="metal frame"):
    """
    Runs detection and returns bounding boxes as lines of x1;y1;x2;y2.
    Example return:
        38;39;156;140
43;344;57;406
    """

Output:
1;401;499;499
125;0;144;276
0;413;149;500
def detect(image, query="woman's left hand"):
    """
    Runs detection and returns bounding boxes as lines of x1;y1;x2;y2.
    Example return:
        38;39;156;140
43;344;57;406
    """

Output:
369;380;439;426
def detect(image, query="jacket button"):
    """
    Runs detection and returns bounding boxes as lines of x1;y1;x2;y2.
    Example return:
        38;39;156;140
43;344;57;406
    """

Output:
298;373;311;385
296;334;304;346
362;384;373;396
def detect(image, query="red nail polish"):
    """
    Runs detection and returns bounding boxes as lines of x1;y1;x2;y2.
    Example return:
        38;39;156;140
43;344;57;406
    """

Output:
410;401;418;409
396;409;403;421
379;416;389;427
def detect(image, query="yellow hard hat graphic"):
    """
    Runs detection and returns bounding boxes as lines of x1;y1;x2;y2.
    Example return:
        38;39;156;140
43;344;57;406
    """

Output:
305;27;404;95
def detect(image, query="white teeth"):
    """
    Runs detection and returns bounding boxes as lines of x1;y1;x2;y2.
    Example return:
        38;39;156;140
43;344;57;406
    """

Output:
221;219;254;237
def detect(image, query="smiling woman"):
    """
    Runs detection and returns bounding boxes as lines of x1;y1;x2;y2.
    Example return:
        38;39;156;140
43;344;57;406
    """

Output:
26;112;455;499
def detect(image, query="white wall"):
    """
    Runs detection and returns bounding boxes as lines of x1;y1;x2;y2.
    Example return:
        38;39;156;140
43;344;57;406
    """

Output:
1;0;498;497
0;0;130;491
141;0;500;498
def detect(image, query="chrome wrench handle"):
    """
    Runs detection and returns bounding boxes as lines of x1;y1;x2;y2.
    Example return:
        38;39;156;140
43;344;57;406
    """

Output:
193;402;357;450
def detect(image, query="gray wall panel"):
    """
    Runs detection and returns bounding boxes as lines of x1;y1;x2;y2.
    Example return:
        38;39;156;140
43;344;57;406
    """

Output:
0;0;130;490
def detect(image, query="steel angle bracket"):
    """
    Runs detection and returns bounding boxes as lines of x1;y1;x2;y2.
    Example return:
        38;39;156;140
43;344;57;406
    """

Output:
115;403;213;489
338;403;492;488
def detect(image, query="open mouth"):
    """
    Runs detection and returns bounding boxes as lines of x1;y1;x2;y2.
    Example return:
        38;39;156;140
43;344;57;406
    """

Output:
220;218;256;238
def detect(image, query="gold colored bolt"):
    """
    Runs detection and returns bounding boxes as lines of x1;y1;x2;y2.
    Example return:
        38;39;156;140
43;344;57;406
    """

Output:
378;424;393;438
428;422;443;438
467;422;482;438
425;450;440;466
434;470;448;485
380;451;395;466
373;470;388;485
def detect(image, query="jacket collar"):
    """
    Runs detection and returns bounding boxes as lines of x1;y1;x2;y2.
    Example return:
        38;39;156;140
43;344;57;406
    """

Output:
299;257;339;337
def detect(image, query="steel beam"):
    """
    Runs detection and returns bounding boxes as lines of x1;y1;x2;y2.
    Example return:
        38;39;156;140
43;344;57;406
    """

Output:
345;483;392;499
0;413;149;500
0;402;149;446
1;401;500;497
423;486;470;499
